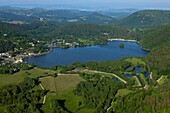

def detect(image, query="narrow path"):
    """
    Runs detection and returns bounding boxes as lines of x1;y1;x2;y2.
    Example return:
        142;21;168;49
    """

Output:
107;102;113;112
43;95;47;104
149;72;153;79
157;76;163;83
40;83;46;104
40;83;44;90
134;76;142;86
82;69;127;84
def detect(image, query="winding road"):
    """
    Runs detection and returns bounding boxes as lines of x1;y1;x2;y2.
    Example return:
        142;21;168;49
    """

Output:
81;69;127;84
40;83;46;104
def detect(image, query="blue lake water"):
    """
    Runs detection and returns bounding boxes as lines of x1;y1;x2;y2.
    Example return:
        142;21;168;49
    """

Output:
124;66;149;78
24;41;149;68
133;66;141;73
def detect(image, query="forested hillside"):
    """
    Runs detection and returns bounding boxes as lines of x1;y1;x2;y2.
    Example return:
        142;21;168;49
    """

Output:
76;12;114;24
116;10;170;28
140;26;170;74
0;40;15;53
145;43;170;74
0;21;136;40
140;26;170;49
114;77;170;113
50;24;134;38
0;21;47;37
0;7;114;25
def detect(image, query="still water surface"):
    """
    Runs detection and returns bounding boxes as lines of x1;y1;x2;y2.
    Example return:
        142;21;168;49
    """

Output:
24;41;148;67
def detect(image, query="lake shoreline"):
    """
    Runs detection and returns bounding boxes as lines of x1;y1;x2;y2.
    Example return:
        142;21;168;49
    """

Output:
22;49;53;62
107;38;150;52
25;38;150;60
24;40;149;67
23;39;150;64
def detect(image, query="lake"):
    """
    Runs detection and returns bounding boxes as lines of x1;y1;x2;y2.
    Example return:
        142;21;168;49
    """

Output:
24;41;149;67
124;66;149;78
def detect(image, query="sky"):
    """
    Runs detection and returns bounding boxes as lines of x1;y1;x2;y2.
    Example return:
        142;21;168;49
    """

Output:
0;0;170;9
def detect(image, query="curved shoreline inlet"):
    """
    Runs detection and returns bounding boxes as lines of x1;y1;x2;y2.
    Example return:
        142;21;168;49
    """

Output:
24;41;149;68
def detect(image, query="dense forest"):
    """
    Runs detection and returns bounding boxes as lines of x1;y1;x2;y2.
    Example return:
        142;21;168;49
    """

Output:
0;77;45;113
0;21;136;39
74;73;126;113
114;76;170;113
71;73;170;113
0;40;15;53
0;62;34;74
139;25;170;74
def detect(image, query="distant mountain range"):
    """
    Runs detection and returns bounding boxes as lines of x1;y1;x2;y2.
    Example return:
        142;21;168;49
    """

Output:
0;6;170;28
97;9;138;19
0;6;114;25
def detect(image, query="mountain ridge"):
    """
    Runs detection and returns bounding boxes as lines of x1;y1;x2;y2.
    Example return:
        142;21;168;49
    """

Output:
116;10;170;28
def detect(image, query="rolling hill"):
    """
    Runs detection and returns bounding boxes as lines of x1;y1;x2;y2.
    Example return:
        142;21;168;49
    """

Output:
140;25;170;73
0;7;115;25
140;25;170;49
75;12;114;24
48;23;134;38
98;8;138;19
116;10;170;28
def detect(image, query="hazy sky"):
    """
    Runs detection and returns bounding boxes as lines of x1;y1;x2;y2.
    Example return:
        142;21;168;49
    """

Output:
1;0;170;9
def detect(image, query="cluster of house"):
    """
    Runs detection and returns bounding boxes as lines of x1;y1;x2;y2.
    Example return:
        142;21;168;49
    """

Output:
64;42;79;47
0;52;24;63
0;52;37;64
0;53;12;58
51;39;80;48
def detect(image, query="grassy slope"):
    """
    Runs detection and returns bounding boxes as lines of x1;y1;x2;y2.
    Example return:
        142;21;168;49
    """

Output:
139;74;148;86
40;74;85;94
133;76;142;87
125;58;146;66
0;67;55;87
0;67;55;111
157;76;168;86
43;92;86;113
75;109;95;113
115;89;133;97
40;74;89;113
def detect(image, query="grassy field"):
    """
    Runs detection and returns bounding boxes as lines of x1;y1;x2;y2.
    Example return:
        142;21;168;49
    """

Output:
78;38;95;46
125;58;146;65
61;92;84;112
76;109;95;113
158;76;168;85
131;76;140;86
40;74;85;94
40;74;85;113
115;88;133;97
42;91;85;113
134;76;142;87
0;67;55;88
139;74;148;85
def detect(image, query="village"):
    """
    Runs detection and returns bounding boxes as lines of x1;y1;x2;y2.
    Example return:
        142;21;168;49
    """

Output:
0;38;80;64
